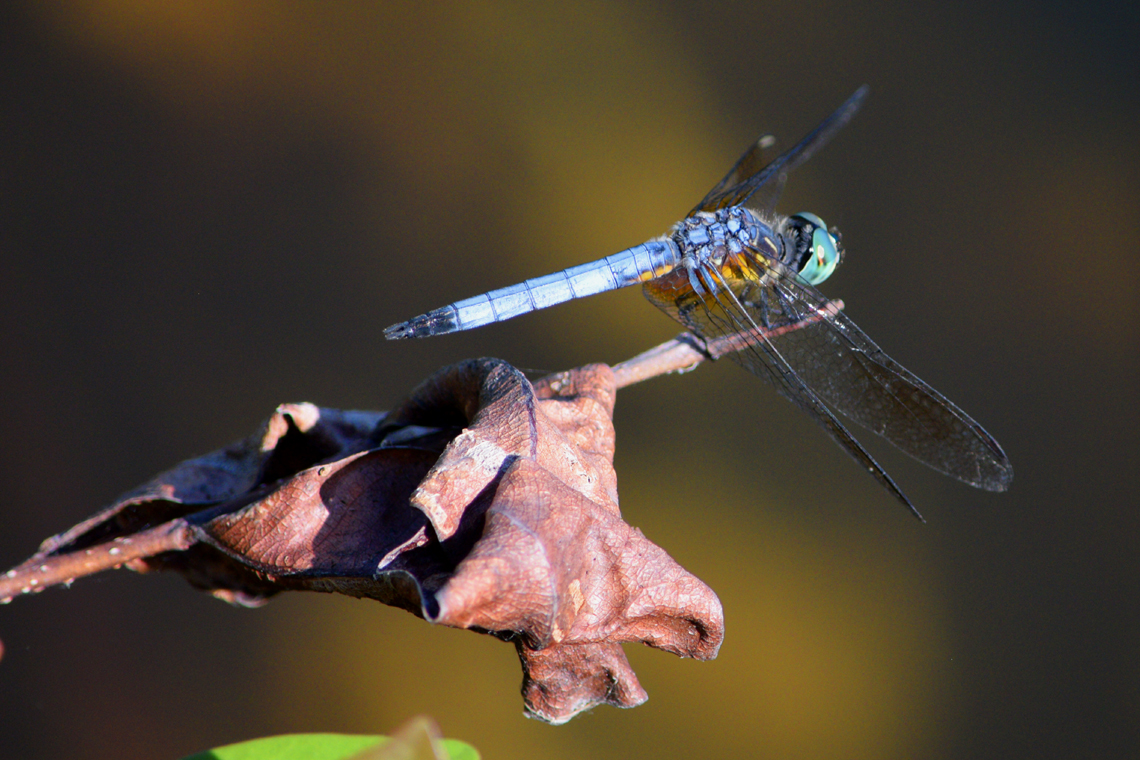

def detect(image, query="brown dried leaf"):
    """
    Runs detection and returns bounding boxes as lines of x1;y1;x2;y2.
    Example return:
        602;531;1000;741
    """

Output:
0;358;723;723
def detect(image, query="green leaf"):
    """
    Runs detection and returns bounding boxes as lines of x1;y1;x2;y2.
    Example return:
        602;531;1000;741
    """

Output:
181;733;479;760
437;739;481;760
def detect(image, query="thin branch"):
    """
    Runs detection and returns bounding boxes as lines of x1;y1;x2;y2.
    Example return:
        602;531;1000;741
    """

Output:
611;299;844;389
0;521;196;603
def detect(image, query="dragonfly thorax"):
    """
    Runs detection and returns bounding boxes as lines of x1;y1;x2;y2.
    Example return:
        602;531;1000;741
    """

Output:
670;206;772;270
668;206;843;293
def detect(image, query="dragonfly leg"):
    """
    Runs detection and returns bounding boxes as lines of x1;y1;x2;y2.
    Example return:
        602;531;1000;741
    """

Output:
686;266;706;297
671;263;728;338
768;282;810;328
755;287;773;330
696;263;722;296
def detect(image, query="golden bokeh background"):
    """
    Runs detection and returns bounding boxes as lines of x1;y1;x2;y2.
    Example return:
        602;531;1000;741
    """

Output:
0;1;1136;758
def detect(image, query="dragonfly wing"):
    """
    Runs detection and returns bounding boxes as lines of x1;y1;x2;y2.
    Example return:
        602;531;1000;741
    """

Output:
690;134;778;215
647;247;1013;492
643;265;923;519
745;272;1014;491
690;85;869;216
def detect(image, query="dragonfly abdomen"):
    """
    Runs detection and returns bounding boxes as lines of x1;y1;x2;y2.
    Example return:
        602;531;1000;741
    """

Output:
384;240;681;339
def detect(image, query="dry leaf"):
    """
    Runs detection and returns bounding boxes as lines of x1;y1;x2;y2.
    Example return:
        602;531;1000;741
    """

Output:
0;358;723;723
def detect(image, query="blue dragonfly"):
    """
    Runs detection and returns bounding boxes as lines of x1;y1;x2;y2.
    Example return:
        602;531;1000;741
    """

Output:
385;87;1012;518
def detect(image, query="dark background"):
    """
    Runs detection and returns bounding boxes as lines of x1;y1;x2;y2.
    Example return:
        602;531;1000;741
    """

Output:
1;2;1136;758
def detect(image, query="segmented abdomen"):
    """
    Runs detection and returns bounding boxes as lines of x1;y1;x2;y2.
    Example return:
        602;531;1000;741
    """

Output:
384;240;680;338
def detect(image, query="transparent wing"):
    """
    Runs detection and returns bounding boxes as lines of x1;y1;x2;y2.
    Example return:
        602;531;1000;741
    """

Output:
642;246;1012;513
644;259;921;518
692;134;779;212
690;85;870;216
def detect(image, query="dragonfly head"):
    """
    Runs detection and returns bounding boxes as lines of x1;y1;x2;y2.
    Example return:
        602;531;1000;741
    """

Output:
786;212;843;285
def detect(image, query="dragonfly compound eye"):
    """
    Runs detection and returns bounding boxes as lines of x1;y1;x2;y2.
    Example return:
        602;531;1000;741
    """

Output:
789;212;841;285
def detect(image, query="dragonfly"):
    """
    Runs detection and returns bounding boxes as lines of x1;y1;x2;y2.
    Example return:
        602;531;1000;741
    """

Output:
385;86;1013;519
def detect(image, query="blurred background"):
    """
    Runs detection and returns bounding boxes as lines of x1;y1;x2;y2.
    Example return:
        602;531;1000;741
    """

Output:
0;1;1136;758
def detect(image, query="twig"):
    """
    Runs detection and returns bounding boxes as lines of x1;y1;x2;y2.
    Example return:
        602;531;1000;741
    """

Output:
0;520;196;603
611;299;844;389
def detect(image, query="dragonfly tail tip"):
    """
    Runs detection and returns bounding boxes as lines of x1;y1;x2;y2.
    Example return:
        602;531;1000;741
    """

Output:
383;323;412;340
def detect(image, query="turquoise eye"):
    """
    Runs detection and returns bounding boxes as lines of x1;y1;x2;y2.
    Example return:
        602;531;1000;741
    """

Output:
795;213;840;285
